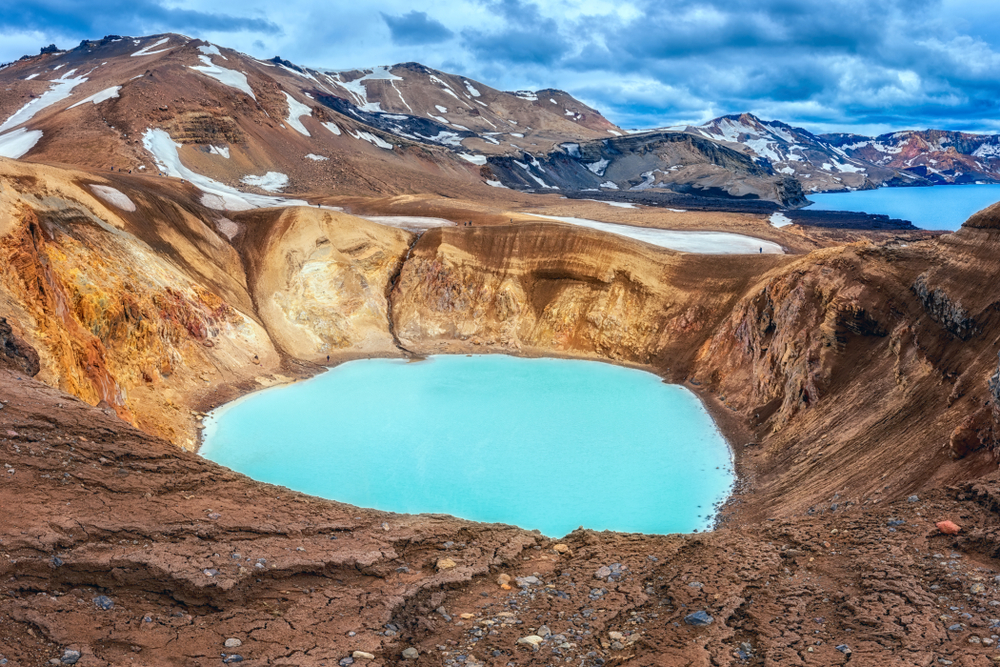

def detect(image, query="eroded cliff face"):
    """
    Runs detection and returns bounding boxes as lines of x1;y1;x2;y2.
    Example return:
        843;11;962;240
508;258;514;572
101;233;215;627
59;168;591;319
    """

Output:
236;207;413;362
391;224;789;370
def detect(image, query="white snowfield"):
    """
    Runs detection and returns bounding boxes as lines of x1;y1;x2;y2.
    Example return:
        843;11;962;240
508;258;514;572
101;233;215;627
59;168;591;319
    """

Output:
327;66;400;113
190;55;255;99
769;212;793;228
459;154;487;165
359;216;457;232
351;130;393;150
131;37;171;57
198;44;223;58
322;121;341;136
305;153;328;161
0;71;88;133
0;128;44;159
142;129;306;211
241;172;289;192
68;86;121;109
89;185;136;212
283;92;312;136
531;215;785;254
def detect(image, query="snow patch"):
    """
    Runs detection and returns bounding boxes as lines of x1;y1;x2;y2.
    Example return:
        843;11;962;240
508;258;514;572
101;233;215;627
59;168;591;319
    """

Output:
305;153;329;161
68;85;120;109
322;121;341;136
329;66;400;113
0;128;43;158
0;72;88;132
142;128;306;210
24;73;39;80
190;55;255;99
459;154;487;165
215;217;240;240
513;91;538;101
560;142;580;158
89;185;136;212
435;105;448;113
464;81;481;97
198;44;223;58
350;130;393;150
532;215;784;254
600;181;619;189
360;215;456;232
283;92;312;136
586;159;609;176
131;37;171;57
769;212;793;228
486;180;507;188
241;172;289;192
209;145;230;159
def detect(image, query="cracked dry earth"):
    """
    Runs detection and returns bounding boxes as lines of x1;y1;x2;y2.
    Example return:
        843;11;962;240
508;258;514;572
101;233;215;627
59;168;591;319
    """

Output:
4;370;1000;666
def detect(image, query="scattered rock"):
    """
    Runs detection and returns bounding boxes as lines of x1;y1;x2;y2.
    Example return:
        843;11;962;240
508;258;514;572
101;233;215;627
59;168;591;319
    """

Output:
352;652;375;660
972;583;987;595
517;635;543;647
835;645;851;654
51;556;64;568
537;625;551;637
460;613;475;620
222;656;243;664
937;520;961;535
553;544;569;554
595;566;612;579
93;595;114;610
908;495;919;503
224;638;242;648
515;576;540;587
437;558;457;570
60;650;81;665
339;657;354;666
688;581;704;588
608;631;623;641
684;611;713;626
401;647;419;660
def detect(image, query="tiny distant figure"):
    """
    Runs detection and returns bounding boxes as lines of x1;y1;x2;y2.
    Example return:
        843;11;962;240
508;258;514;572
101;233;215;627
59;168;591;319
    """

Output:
326;355;330;362
510;218;513;224
253;354;259;361
759;247;762;253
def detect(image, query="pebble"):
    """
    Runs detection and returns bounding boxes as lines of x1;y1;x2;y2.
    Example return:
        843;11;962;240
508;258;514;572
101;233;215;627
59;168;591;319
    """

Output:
353;652;375;660
537;625;551;637
908;495;919;502
93;595;114;610
437;558;457;571
608;631;623;641
51;556;64;568
973;583;987;595
517;635;543;647
516;576;540;587
402;647;419;659
497;574;511;586
688;581;703;588
60;650;81;665
595;566;612;579
224;638;242;648
683;611;713;626
835;645;851;654
339;658;354;666
222;656;243;664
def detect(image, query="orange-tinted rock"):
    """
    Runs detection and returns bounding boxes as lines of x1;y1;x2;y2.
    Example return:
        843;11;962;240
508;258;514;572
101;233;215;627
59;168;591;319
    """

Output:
936;521;961;535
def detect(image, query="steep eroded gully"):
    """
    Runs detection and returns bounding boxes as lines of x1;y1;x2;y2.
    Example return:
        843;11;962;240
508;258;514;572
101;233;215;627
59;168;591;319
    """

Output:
385;231;425;357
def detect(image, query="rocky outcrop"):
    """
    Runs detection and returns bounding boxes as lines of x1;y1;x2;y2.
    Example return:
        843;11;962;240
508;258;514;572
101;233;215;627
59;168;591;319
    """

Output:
911;272;977;340
0;316;39;375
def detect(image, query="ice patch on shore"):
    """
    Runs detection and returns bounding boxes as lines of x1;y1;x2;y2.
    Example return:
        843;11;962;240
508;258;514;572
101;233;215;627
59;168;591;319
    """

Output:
0;128;43;158
142;128;306;210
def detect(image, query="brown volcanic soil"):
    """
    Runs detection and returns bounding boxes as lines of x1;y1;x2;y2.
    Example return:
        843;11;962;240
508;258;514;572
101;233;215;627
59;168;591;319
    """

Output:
4;155;1000;665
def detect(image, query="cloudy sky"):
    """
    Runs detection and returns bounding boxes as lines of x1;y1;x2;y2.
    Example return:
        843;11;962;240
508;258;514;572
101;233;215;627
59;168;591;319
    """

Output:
3;0;1000;135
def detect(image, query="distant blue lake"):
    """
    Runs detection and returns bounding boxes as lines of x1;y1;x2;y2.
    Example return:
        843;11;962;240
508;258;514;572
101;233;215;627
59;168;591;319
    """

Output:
201;355;734;537
807;184;1000;230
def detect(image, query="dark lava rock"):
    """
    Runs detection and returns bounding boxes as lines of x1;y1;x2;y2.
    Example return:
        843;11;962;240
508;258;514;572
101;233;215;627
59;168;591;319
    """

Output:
835;644;851;654
60;650;81;665
51;556;64;568
684;611;714;626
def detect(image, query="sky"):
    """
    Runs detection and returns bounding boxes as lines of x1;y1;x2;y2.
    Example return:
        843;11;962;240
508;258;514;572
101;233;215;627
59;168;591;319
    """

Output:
3;0;1000;135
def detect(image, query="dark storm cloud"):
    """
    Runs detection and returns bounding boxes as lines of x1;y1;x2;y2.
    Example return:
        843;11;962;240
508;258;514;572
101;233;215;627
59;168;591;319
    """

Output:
0;0;280;38
461;0;570;65
381;11;454;45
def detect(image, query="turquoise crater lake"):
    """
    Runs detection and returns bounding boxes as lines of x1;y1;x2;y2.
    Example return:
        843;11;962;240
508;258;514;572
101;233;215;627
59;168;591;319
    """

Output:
201;355;735;536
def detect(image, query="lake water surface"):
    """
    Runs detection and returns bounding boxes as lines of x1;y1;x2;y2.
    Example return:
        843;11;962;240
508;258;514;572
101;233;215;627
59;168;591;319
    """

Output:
807;184;1000;230
201;355;735;536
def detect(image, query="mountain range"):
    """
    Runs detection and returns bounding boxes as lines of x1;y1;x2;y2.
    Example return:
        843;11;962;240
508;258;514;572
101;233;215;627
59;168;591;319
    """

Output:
2;34;998;210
